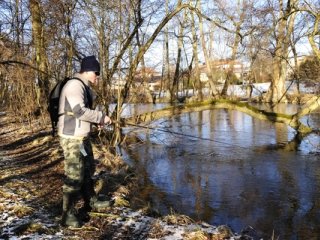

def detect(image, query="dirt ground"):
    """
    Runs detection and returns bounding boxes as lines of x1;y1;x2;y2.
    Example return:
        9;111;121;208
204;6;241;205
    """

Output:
0;113;256;240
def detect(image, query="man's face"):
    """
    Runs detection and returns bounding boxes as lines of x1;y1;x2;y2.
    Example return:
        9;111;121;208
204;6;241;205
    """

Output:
86;71;99;85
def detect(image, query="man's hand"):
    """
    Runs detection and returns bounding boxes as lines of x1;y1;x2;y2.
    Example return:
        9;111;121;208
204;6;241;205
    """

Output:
104;116;112;125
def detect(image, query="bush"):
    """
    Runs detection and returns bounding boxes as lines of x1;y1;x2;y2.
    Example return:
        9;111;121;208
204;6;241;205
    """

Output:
294;56;320;86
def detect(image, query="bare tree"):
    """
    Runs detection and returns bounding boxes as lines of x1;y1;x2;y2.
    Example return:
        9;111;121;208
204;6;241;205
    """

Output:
263;0;298;103
297;1;320;60
29;0;49;106
217;0;248;96
190;0;203;100
63;1;78;76
172;2;187;101
134;2;155;103
160;0;171;100
198;0;219;96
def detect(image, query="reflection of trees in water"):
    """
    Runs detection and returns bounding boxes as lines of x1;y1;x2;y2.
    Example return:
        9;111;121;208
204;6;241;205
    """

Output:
121;104;319;238
274;123;288;144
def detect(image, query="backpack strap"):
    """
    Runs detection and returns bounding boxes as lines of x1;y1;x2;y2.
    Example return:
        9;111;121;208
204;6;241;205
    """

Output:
60;77;93;117
70;77;93;109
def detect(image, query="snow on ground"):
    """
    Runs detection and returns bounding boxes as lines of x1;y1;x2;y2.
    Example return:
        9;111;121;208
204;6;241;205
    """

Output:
158;81;315;100
0;185;253;239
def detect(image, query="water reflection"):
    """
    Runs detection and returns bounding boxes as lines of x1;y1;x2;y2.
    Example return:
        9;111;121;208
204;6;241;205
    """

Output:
122;106;320;239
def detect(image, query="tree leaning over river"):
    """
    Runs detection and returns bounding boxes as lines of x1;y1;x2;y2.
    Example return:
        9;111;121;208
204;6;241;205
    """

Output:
121;97;320;146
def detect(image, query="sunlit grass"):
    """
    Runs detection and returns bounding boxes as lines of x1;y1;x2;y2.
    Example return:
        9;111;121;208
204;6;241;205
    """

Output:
25;222;49;234
0;189;13;198
12;205;34;218
162;210;193;225
113;195;130;207
183;230;207;240
148;220;168;238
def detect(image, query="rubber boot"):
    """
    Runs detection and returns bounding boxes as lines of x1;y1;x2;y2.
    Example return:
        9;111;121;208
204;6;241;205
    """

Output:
90;196;112;212
82;191;112;212
81;175;111;213
61;192;82;228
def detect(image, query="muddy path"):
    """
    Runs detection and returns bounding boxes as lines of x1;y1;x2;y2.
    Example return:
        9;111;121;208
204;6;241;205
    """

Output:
0;114;64;238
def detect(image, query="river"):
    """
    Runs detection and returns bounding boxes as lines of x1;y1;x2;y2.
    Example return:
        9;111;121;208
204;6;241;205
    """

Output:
119;103;320;239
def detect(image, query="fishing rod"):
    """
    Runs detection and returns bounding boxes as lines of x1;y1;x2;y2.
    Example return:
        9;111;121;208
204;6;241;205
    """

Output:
110;120;247;149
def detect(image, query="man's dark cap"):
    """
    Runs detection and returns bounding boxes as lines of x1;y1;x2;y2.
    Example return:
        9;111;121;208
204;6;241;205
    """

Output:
80;55;100;73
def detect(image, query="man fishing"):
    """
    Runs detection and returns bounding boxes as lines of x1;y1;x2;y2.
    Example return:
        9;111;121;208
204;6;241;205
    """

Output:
58;55;112;227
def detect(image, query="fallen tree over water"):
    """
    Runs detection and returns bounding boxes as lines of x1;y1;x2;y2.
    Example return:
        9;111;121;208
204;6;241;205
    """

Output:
124;96;320;136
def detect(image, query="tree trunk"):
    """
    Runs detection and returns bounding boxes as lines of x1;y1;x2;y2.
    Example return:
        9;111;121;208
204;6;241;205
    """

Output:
162;0;171;100
125;98;319;135
14;0;21;51
64;1;76;77
172;8;187;102
191;1;203;100
221;0;245;96
307;13;320;60
290;35;300;95
198;0;219;97
266;0;297;103
29;0;49;107
135;19;153;103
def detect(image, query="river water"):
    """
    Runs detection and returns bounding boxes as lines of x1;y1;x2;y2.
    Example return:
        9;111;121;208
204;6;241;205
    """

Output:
120;103;320;239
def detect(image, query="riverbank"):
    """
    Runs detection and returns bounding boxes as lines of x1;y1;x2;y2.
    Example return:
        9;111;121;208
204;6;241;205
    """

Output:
0;113;258;239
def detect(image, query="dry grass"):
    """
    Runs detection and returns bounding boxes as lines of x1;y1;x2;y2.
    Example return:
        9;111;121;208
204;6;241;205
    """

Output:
148;220;170;239
213;225;234;239
0;189;13;198
31;136;51;146
183;230;208;240
0;203;5;212
112;185;131;207
12;205;34;218
162;211;193;225
113;195;130;207
24;222;52;234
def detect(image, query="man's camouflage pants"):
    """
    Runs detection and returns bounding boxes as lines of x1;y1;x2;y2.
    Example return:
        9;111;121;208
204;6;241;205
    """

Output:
59;137;96;204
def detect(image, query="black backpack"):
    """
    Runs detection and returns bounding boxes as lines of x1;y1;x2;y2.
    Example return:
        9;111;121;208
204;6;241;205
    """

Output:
48;77;90;136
